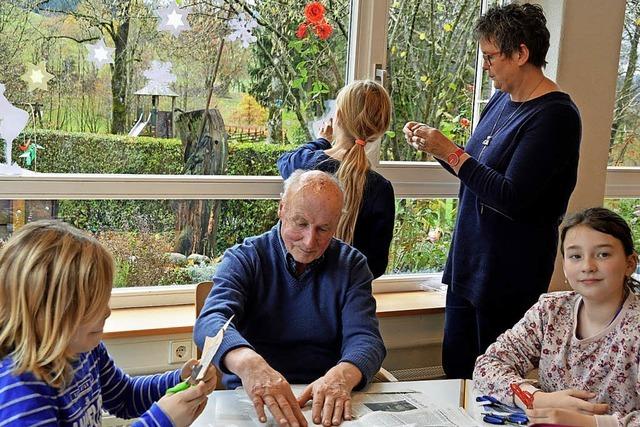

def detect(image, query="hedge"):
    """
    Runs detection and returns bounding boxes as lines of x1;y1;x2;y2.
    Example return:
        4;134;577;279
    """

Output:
7;129;297;256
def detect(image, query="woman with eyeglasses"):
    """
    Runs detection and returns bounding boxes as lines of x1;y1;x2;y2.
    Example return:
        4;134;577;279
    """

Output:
403;3;581;379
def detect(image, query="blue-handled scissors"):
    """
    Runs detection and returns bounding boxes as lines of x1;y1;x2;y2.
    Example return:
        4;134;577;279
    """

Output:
476;395;526;415
482;412;529;425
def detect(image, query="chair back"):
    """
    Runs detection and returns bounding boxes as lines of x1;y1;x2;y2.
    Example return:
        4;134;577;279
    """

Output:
194;280;224;389
195;280;213;321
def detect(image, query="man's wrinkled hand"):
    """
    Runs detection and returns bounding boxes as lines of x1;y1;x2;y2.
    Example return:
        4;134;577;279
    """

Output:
240;360;307;427
297;365;358;426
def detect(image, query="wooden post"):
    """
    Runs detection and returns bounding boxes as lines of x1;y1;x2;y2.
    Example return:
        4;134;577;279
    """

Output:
13;200;26;230
170;97;176;138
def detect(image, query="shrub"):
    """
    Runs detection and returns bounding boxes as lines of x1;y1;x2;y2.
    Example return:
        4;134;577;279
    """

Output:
98;231;190;287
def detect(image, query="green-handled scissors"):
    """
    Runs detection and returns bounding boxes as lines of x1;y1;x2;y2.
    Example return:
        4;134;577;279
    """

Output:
165;315;235;395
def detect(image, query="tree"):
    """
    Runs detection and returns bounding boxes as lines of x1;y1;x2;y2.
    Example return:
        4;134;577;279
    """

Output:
610;0;640;165
384;0;479;161
0;1;39;97
39;0;152;134
234;0;350;144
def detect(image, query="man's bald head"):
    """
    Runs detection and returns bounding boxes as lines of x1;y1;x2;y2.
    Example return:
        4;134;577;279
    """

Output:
279;170;344;269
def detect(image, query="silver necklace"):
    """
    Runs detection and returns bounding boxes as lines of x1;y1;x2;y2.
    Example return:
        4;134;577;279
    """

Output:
481;77;546;147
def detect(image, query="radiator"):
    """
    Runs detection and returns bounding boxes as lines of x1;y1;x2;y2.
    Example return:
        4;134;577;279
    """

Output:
391;365;446;381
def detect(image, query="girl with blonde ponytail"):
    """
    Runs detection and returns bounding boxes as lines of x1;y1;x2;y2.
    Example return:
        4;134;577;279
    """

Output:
278;80;394;278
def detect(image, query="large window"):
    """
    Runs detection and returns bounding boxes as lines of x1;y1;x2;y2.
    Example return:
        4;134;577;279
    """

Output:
382;0;481;162
0;0;351;172
7;0;626;302
611;0;640;166
0;0;488;295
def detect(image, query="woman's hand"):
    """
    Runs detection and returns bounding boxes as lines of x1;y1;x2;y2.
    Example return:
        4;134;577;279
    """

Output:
403;121;459;159
533;389;609;415
526;407;597;427
403;121;457;160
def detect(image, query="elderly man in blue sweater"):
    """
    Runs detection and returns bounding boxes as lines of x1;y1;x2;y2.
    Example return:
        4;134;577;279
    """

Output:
194;170;385;427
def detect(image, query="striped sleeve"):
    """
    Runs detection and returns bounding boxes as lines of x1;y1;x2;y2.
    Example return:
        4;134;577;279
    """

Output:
96;343;181;421
0;370;58;427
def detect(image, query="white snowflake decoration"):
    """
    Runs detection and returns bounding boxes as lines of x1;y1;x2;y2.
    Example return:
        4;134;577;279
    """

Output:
156;4;191;37
226;13;258;48
140;60;177;95
86;39;115;68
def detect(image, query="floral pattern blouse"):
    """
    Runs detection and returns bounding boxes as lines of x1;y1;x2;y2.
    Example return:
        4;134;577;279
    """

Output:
473;291;640;427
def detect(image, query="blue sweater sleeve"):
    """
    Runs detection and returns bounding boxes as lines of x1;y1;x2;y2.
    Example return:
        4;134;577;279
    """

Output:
97;343;181;421
338;255;386;389
277;138;332;178
193;244;255;373
457;102;580;219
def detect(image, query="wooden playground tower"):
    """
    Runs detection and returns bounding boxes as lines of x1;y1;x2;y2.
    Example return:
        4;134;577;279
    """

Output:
131;85;178;138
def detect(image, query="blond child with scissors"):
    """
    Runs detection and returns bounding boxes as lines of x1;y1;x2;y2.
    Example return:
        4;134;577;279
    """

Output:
473;207;640;427
0;220;216;426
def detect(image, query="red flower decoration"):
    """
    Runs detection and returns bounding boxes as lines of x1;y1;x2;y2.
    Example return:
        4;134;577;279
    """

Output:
296;22;308;39
314;20;333;40
459;117;470;128
305;2;326;24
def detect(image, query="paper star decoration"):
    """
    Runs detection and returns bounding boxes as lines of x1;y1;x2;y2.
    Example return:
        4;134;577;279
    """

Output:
227;13;258;48
141;60;177;94
20;61;54;92
86;39;115;68
156;4;191;37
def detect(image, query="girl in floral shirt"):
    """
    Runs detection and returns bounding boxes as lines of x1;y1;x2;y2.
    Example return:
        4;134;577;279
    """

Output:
473;207;640;427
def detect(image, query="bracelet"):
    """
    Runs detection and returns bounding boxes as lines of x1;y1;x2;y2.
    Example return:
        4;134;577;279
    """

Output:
510;383;534;409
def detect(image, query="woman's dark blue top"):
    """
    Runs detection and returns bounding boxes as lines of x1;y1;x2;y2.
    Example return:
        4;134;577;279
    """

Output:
277;139;395;278
442;91;581;308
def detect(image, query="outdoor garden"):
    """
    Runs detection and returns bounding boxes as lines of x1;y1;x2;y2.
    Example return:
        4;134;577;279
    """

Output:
0;0;639;286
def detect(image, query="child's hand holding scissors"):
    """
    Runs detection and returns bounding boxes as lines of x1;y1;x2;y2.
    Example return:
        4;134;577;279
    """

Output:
158;380;210;427
180;358;217;393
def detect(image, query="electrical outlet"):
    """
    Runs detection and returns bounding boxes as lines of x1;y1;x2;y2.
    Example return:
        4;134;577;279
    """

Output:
169;340;192;364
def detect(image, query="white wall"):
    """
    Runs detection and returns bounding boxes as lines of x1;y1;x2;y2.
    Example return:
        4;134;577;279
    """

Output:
542;0;626;290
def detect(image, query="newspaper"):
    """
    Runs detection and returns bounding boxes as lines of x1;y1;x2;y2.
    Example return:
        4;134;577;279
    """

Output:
347;391;481;427
192;387;480;426
350;407;480;426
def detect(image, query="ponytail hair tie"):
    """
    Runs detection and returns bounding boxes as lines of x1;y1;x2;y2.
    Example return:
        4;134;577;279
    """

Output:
355;139;366;146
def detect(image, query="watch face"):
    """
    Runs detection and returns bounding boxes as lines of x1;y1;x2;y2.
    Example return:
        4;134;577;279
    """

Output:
447;152;459;166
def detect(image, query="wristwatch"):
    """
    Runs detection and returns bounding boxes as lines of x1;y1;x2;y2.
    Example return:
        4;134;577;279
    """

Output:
447;148;465;166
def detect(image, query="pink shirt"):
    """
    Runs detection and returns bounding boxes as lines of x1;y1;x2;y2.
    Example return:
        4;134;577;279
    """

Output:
473;291;640;427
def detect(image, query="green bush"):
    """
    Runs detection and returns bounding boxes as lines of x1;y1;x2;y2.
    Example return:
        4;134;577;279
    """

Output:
7;129;183;174
389;199;456;273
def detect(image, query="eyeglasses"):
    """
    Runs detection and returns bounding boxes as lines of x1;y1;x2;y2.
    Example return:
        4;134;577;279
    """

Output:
481;50;502;66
